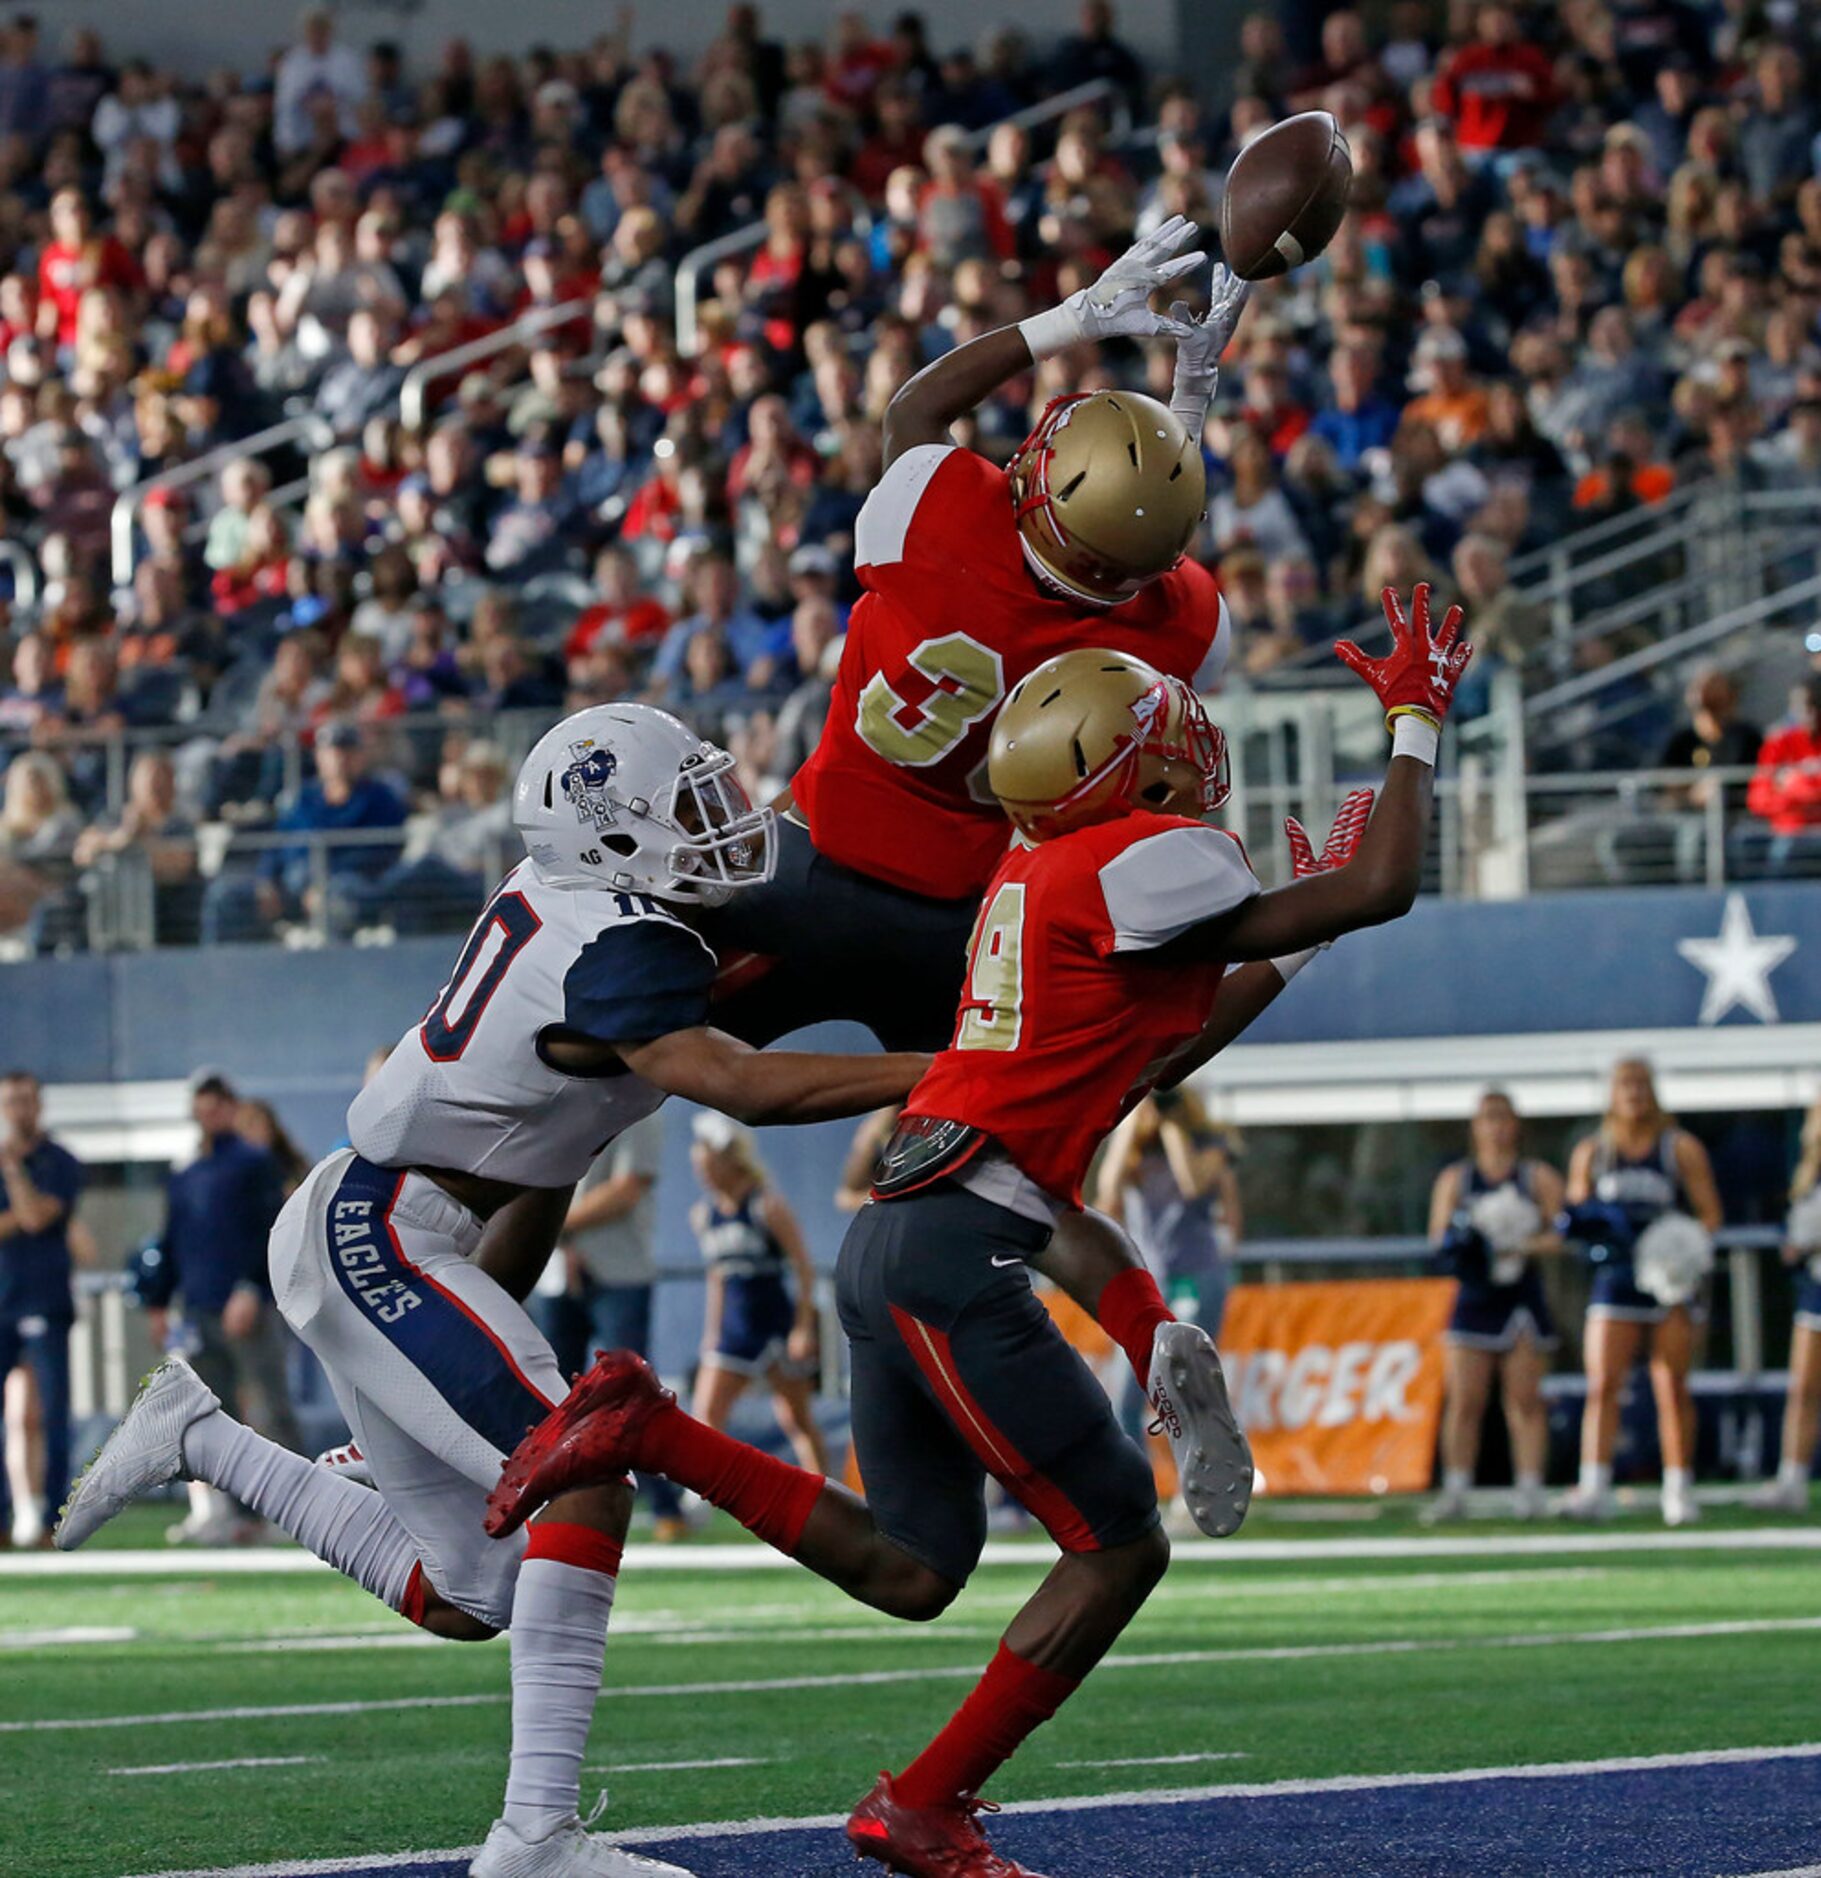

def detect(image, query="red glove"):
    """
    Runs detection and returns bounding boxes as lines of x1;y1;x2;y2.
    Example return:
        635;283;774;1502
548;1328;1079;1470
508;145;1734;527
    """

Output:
1334;584;1473;731
1285;788;1375;878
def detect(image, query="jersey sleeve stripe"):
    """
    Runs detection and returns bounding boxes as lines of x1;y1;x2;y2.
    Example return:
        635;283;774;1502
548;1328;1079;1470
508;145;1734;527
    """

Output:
1096;825;1261;954
854;443;956;569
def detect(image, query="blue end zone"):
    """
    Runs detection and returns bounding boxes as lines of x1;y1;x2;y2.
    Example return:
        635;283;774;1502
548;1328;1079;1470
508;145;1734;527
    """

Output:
247;1755;1821;1877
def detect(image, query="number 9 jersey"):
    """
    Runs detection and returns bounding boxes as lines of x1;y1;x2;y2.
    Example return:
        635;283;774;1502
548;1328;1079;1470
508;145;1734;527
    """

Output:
791;443;1231;901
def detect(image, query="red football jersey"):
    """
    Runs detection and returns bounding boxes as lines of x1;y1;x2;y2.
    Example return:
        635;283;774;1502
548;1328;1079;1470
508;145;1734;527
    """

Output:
904;812;1259;1204
791;444;1231;900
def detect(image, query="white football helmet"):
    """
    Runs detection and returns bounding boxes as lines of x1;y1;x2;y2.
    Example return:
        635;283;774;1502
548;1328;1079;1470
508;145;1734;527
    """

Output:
513;705;774;906
1632;1211;1715;1308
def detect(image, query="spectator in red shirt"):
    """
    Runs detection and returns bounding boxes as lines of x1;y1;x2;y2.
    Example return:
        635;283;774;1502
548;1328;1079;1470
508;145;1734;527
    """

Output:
1740;678;1821;877
851;80;926;203
36;188;140;349
565;544;672;660
1432;4;1556;153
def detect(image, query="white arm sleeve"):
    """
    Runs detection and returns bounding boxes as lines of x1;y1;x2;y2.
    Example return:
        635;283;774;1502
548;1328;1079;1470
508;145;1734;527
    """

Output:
853;443;955;569
1097;825;1260;953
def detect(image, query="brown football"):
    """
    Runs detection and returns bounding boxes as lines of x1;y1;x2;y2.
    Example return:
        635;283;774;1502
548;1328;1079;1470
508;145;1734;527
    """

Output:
1219;111;1353;281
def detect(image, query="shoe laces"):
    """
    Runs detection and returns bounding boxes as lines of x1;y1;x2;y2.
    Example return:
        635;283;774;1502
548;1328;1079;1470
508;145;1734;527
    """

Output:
582;1788;611;1829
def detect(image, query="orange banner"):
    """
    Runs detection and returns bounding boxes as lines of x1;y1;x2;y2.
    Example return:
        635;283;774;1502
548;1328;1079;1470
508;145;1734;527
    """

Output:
1219;1277;1458;1496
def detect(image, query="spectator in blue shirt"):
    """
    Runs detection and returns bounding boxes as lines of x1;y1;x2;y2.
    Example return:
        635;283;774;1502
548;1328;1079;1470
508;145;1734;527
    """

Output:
652;552;791;695
202;722;407;944
0;1069;82;1547
155;1071;300;1543
1309;347;1403;474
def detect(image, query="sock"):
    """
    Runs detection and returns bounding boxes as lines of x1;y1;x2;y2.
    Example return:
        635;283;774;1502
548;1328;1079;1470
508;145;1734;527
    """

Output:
182;1409;419;1613
1097;1268;1174;1392
895;1643;1079;1807
1779;1458;1810;1488
1578;1460;1611;1494
502;1522;623;1835
638;1405;823;1556
1663;1465;1692;1495
1442;1467;1472;1495
1515;1470;1544;1491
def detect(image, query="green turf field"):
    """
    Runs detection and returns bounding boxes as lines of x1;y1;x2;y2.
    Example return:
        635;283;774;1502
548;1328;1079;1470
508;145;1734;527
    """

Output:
6;1500;1821;1878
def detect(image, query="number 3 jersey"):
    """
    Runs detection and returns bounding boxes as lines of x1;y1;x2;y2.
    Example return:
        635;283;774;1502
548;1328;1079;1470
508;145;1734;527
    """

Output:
904;812;1260;1206
791;443;1230;901
347;861;718;1189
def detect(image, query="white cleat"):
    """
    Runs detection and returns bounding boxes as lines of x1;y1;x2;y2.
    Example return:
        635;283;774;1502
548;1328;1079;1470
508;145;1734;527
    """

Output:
315;1439;375;1487
1662;1483;1702;1528
1510;1482;1550;1522
1558;1485;1616;1523
56;1359;219;1551
471;1816;697;1878
1746;1477;1809;1513
1420;1485;1470;1526
1148;1320;1253;1538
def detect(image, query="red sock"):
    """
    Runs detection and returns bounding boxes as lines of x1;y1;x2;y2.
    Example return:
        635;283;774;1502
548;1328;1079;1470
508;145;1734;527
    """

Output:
895;1643;1079;1806
525;1521;625;1576
640;1405;824;1556
1097;1267;1174;1392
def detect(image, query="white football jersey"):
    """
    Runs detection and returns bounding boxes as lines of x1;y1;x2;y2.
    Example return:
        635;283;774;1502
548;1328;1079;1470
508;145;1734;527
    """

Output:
348;861;718;1188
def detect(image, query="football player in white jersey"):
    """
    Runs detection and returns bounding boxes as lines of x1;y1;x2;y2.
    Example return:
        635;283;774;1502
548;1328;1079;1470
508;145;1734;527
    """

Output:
55;705;927;1878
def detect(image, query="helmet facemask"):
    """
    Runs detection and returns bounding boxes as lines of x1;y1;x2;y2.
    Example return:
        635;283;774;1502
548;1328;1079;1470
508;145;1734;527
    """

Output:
656;748;775;904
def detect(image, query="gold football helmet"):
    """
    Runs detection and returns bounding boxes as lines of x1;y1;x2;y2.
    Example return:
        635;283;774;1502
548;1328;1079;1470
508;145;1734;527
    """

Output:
988;647;1229;843
1006;391;1207;606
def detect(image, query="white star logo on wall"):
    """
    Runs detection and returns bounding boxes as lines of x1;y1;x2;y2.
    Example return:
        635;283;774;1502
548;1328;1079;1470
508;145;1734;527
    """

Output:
1675;893;1798;1025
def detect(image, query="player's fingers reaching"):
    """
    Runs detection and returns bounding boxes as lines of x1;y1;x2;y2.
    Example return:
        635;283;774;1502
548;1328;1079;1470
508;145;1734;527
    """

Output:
1433;602;1466;652
1284;816;1317;878
1378;585;1411;647
1145;213;1199;255
1408;580;1433;641
1154;248;1208;286
1324;788;1376;867
1332;639;1383;687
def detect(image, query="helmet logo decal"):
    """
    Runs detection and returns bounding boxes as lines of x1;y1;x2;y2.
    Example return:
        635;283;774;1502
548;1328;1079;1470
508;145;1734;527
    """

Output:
560;741;619;834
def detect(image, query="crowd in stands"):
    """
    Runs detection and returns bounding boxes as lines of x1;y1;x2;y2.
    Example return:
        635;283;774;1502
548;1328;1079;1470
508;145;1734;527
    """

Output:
0;1;1819;948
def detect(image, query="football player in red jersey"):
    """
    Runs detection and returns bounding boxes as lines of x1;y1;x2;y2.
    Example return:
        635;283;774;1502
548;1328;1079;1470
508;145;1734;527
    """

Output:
675;218;1273;1533
488;588;1473;1878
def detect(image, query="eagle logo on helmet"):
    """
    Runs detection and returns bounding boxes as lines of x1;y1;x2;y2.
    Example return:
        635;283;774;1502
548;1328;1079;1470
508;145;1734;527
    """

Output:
560;741;619;833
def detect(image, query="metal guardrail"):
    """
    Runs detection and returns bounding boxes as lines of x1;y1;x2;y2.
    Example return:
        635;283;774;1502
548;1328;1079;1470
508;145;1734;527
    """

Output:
109;414;336;591
398;295;596;432
673;77;1131;355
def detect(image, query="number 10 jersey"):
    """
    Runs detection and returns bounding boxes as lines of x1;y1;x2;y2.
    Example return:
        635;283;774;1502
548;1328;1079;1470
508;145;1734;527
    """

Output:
348;860;718;1188
791;443;1231;901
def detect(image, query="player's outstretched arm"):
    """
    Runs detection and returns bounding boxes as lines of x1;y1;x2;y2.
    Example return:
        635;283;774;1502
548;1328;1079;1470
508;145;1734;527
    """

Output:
882;215;1203;465
1178;585;1472;964
1156;789;1375;1085
614;1027;931;1128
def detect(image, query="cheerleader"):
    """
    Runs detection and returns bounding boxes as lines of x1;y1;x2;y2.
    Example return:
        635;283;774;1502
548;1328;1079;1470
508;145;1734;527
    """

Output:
1749;1095;1821;1512
688;1113;830;1477
1427;1089;1564;1521
1563;1059;1723;1526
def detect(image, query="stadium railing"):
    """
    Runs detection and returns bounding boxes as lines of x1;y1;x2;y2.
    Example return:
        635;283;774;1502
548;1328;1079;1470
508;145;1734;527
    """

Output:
673;76;1134;356
397;294;598;434
109;412;338;591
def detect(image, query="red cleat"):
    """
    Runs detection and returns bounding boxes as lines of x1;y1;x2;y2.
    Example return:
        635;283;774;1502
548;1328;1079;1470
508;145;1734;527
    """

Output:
484;1349;674;1537
846;1774;1050;1877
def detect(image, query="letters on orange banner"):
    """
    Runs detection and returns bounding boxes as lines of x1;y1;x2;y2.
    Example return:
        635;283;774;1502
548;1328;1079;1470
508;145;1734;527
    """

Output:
1218;1277;1458;1496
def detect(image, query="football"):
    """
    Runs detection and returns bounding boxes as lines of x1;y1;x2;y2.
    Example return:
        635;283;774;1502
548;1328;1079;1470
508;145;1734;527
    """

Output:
1219;110;1354;280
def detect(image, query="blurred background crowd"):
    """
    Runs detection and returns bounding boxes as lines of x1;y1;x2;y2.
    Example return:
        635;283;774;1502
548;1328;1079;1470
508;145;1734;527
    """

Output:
0;0;1819;950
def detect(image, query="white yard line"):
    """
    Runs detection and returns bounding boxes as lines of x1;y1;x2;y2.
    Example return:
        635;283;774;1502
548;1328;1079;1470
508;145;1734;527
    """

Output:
585;1757;772;1775
15;1524;1821;1578
1056;1752;1249;1769
22;1613;1821;1737
108;1757;322;1778
117;1741;1821;1878
0;1624;138;1647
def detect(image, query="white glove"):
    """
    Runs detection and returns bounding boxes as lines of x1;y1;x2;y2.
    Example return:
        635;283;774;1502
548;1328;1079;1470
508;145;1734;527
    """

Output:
1019;214;1204;360
1168;265;1251;434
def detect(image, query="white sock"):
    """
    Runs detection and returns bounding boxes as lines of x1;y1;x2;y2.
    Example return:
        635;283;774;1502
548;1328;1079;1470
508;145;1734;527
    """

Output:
1442;1467;1472;1494
182;1409;418;1612
1514;1470;1544;1491
1578;1461;1612;1494
1663;1465;1693;1496
1779;1458;1810;1489
503;1555;619;1834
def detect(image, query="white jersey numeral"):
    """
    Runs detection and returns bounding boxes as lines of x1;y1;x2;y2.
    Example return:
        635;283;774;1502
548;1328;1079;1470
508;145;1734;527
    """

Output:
856;632;1005;769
